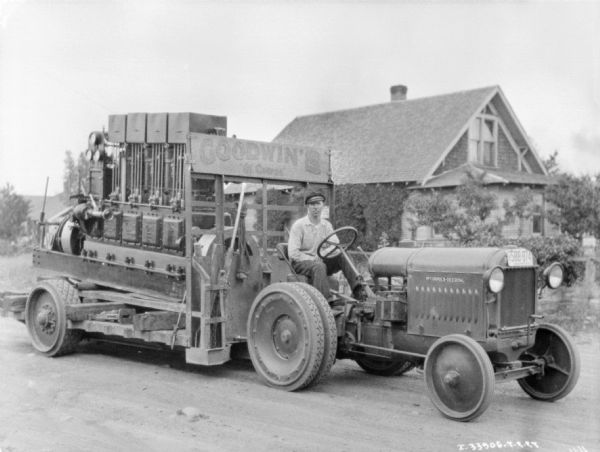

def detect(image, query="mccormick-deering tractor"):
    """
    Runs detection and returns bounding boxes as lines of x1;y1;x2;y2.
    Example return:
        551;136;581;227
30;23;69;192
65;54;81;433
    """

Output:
0;111;580;421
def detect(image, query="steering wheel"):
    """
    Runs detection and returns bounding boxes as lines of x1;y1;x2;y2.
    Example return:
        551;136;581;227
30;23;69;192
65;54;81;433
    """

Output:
317;226;358;260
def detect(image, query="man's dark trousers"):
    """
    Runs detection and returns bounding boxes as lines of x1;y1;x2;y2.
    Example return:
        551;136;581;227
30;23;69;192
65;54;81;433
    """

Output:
291;254;359;299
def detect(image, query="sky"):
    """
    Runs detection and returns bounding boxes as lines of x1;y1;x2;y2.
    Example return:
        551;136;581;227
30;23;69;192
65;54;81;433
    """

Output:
0;0;599;197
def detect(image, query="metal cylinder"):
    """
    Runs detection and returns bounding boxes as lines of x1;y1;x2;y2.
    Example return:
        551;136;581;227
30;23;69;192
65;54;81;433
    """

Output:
368;247;421;277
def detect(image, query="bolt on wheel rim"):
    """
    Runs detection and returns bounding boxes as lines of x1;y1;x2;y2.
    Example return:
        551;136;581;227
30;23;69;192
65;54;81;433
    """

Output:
272;315;300;359
29;292;60;350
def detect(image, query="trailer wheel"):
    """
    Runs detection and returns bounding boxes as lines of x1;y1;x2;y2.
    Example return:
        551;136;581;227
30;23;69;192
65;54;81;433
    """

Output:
424;334;495;422
247;283;325;391
355;356;414;376
25;279;83;357
291;282;337;386
517;323;580;401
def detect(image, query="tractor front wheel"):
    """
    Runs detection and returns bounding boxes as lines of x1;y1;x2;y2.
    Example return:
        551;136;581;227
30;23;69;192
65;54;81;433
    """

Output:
424;334;495;422
517;323;580;401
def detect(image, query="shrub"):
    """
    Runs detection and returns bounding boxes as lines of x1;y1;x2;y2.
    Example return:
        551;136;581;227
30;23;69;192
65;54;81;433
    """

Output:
335;184;409;250
467;234;583;286
0;183;31;242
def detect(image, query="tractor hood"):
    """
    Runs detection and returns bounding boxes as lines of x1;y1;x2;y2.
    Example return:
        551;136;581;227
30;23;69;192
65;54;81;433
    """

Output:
368;247;537;278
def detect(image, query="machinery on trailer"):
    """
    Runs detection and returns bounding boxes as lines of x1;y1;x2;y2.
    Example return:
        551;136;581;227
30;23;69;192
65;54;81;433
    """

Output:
0;111;580;421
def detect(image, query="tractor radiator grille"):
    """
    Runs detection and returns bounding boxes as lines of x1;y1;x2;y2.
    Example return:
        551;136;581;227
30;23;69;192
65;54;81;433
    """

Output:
407;272;486;340
499;268;536;328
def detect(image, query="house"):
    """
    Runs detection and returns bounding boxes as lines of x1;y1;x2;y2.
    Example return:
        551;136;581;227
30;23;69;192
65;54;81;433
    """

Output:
273;85;556;240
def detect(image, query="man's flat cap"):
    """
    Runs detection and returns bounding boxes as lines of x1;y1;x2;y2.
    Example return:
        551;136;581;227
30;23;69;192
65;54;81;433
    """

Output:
304;191;326;205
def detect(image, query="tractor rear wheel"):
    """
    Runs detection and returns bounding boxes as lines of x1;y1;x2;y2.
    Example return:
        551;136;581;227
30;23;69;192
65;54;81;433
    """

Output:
355;356;415;376
25;279;83;356
424;334;495;422
247;283;326;391
517;323;580;401
291;282;337;386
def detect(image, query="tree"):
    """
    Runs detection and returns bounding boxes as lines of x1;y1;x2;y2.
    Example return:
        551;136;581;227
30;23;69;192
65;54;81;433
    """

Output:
542;150;561;175
0;183;31;241
455;174;498;222
545;173;597;240
61;150;90;203
503;187;540;237
450;175;502;243
404;190;454;238
405;174;504;244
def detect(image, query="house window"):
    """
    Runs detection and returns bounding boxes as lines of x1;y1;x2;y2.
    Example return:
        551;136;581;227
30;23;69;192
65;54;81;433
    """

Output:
469;116;498;167
532;214;542;235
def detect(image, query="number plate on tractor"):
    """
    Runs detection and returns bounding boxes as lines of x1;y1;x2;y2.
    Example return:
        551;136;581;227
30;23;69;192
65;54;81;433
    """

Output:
506;248;534;267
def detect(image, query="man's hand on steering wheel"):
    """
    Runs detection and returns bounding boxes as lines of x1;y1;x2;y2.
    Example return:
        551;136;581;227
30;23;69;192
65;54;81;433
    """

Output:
317;226;358;260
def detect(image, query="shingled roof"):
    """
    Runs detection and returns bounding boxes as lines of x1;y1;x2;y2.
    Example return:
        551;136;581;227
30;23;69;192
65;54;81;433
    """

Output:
274;86;512;185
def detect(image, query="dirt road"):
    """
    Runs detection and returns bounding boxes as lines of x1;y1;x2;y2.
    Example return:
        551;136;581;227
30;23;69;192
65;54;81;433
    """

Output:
0;316;598;452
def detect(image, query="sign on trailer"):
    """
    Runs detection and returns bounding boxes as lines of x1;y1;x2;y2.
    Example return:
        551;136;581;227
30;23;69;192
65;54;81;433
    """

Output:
190;133;330;183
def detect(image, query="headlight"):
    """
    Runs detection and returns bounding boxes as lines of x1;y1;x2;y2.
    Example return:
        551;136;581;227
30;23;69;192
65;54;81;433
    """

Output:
544;263;564;289
486;267;505;293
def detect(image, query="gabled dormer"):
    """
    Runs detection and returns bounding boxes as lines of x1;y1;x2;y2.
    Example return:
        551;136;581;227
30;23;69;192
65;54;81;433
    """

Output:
426;87;547;187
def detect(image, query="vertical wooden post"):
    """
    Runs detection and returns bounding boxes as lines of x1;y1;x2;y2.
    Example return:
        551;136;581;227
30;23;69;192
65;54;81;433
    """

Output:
262;179;268;253
184;135;194;347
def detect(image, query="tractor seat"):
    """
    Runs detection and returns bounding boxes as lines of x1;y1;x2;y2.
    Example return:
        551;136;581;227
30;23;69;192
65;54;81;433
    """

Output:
275;243;340;291
276;243;308;283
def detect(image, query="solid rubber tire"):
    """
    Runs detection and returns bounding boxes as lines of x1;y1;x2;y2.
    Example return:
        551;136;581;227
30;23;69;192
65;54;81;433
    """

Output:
247;282;326;391
25;279;83;357
291;282;338;387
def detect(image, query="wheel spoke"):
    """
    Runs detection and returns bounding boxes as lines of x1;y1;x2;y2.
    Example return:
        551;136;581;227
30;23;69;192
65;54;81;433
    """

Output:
546;362;571;377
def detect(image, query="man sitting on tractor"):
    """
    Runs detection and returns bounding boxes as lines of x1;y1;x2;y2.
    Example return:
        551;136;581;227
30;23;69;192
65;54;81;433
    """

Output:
288;191;362;300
